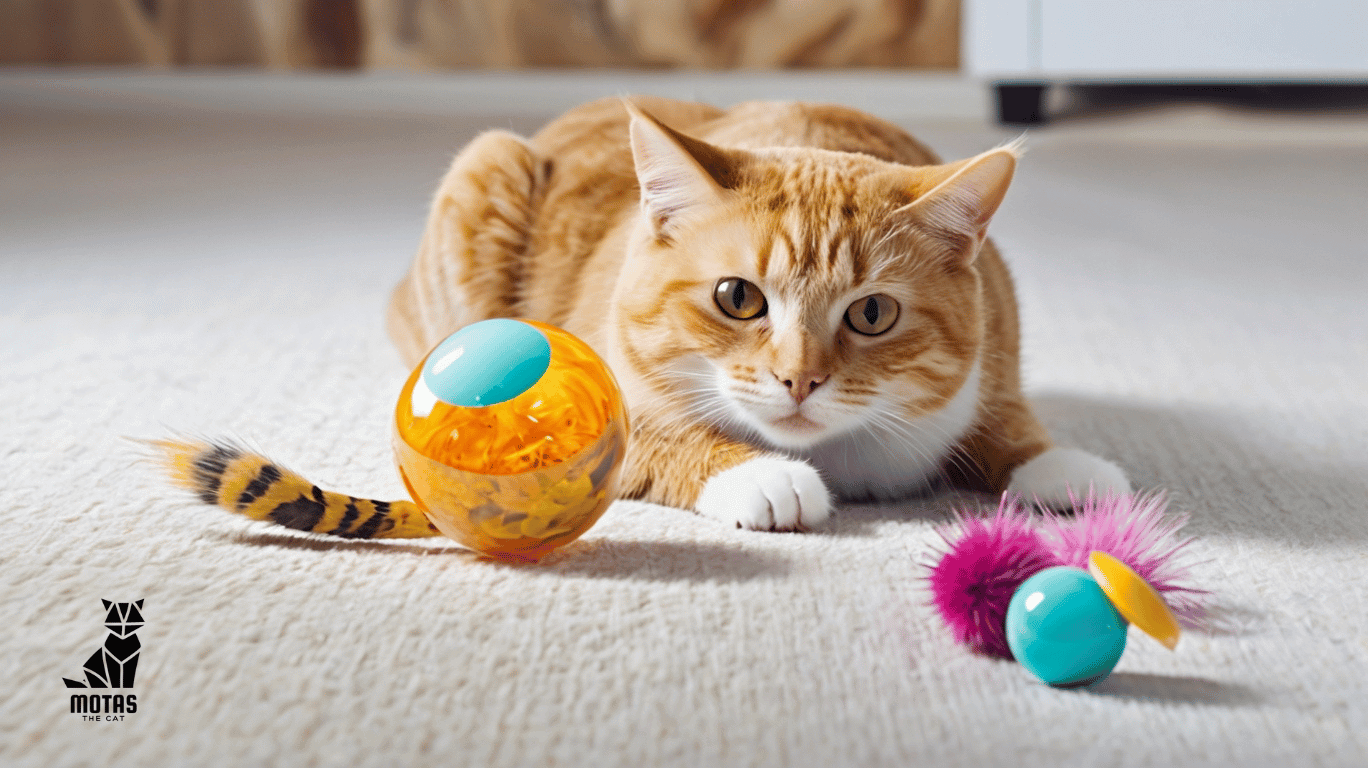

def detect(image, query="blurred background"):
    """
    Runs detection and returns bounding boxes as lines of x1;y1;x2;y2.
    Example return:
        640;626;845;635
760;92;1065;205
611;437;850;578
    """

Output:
0;0;958;70
5;0;1367;124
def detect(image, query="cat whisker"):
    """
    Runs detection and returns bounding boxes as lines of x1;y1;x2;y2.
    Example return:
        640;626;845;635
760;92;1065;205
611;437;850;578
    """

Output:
869;408;979;484
633;366;762;438
676;390;755;437
861;407;977;490
863;415;938;471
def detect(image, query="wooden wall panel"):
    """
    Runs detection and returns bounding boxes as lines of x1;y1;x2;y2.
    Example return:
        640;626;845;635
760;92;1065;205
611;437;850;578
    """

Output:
0;0;958;69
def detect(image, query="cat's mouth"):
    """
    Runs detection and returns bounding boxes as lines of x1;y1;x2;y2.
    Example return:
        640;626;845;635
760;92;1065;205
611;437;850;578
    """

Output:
771;412;823;433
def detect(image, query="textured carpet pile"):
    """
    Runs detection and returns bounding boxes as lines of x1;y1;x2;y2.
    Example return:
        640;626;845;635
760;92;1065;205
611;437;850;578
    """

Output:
3;74;1366;767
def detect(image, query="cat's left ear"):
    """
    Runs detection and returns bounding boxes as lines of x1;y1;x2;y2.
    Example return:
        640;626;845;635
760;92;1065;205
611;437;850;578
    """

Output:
899;142;1021;264
626;101;740;237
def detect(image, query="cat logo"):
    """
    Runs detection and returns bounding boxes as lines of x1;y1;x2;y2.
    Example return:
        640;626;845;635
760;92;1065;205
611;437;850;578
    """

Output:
64;599;143;720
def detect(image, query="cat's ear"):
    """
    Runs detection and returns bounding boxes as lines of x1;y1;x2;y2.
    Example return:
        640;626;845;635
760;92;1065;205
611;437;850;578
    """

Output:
626;101;739;236
898;142;1021;264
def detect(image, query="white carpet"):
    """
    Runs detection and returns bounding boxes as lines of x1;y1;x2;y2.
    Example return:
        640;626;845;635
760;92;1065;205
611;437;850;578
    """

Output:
3;73;1367;768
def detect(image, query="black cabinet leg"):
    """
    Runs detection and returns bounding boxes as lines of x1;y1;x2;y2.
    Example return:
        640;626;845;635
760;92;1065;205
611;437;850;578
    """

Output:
995;83;1049;125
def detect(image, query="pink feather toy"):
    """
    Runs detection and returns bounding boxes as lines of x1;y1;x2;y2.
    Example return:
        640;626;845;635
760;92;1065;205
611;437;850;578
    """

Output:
927;489;1209;660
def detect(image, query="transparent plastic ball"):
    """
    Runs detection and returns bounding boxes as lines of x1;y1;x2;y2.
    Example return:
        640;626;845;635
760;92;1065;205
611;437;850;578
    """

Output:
393;319;628;562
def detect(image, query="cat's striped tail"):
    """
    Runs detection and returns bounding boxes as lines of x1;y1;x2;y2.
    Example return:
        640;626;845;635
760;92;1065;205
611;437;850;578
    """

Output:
151;438;440;539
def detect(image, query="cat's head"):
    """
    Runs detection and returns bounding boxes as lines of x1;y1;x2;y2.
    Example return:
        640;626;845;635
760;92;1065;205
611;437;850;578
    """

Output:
102;599;144;639
614;105;1018;451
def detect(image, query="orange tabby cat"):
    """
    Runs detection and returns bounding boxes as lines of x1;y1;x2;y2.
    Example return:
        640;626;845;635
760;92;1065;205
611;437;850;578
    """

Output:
384;96;1131;531
159;96;1128;535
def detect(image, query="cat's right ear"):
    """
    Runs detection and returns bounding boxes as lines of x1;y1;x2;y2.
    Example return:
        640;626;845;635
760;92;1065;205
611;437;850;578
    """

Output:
626;101;738;237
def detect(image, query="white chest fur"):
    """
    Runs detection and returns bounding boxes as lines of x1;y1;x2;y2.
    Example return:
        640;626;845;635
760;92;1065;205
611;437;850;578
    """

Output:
798;361;982;501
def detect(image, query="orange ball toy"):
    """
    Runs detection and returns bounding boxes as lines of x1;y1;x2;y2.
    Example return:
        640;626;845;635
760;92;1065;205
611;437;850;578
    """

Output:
393;319;628;562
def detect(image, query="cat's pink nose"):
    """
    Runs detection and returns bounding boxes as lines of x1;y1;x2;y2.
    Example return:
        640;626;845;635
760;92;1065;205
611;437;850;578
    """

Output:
775;371;828;404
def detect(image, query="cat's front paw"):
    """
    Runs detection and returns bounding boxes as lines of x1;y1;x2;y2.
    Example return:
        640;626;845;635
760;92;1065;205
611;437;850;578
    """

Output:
1007;447;1132;510
695;457;832;532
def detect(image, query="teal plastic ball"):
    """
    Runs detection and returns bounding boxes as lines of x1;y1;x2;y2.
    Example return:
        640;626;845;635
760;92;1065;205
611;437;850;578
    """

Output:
1005;566;1128;688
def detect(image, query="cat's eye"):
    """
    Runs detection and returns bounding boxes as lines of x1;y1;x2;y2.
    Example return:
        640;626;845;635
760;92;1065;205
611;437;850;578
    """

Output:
714;278;768;320
845;294;899;336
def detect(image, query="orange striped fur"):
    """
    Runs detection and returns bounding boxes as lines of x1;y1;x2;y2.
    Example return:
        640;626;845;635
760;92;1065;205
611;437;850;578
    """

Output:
153;439;438;539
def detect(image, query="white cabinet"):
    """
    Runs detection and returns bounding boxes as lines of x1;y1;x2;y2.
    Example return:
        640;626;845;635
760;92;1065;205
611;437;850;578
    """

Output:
965;0;1368;121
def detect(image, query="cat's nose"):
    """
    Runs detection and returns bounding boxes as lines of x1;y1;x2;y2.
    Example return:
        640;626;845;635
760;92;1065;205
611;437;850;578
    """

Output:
775;370;828;404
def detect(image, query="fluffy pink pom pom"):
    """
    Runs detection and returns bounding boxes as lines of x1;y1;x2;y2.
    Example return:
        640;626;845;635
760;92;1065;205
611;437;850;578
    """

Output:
927;496;1061;659
1041;488;1210;627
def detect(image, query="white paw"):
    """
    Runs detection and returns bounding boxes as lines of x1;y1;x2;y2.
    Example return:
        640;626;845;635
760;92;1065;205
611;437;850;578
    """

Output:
1007;447;1132;509
695;457;832;532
